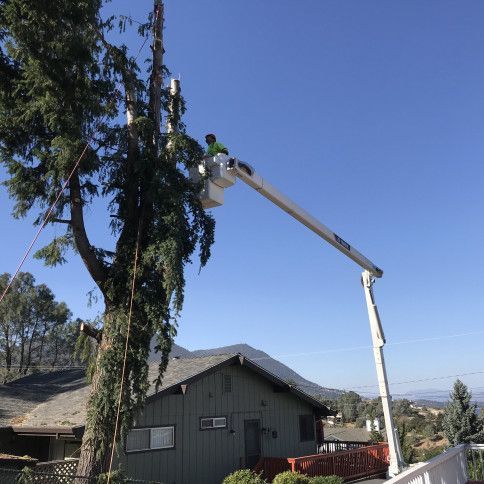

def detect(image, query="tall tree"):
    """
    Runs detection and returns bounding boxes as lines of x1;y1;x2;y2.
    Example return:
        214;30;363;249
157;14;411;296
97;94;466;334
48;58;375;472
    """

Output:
338;391;362;422
442;379;484;445
0;272;75;376
0;0;214;478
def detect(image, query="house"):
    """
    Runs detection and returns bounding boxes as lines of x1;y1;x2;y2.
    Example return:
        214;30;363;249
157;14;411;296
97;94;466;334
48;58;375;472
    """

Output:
323;426;372;443
0;353;329;483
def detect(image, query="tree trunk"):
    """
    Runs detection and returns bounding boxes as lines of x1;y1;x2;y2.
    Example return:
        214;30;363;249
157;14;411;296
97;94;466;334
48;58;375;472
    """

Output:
74;332;113;481
149;0;164;152
24;320;39;374
75;2;165;481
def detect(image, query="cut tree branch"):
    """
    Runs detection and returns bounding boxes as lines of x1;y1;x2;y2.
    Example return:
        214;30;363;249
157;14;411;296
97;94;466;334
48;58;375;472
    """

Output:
51;218;71;224
80;321;102;344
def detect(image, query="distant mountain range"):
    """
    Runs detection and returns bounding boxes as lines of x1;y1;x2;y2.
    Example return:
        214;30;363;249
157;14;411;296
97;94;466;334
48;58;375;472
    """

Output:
150;342;484;407
149;341;343;399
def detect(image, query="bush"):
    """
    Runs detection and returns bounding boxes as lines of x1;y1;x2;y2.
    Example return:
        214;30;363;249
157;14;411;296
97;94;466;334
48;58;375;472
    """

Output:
309;476;344;484
222;469;266;484
273;471;310;484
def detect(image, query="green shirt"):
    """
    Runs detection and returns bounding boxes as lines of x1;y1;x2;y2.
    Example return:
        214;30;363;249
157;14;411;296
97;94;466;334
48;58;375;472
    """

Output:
206;142;228;156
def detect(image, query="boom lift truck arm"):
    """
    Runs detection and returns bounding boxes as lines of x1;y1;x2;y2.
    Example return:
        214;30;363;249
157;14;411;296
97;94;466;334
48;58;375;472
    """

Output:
191;154;405;476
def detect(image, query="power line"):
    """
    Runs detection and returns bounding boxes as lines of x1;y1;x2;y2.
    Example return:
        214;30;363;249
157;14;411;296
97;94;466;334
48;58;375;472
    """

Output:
250;330;484;362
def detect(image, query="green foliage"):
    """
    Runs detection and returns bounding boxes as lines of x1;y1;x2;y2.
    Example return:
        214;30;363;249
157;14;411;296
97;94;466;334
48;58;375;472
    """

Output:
393;399;417;418
398;422;416;464
467;448;484;480
222;469;266;484
406;414;427;434
443;379;484;445
355;398;383;427
97;469;127;483
74;329;98;382
369;430;384;443
0;272;77;375
309;476;344;484
33;234;74;266
17;467;34;484
0;0;215;473
314;396;337;411
273;471;310;484
337;391;362;422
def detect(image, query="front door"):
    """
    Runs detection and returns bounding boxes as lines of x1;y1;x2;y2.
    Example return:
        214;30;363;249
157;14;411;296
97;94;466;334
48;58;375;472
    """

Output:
244;419;261;469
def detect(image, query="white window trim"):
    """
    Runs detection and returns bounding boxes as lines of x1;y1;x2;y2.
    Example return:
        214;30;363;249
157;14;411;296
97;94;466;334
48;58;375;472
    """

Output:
126;426;175;452
200;417;227;430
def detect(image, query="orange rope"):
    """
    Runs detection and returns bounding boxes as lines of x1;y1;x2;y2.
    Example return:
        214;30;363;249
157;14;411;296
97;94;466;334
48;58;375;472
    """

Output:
106;8;161;480
106;226;141;483
0;26;150;306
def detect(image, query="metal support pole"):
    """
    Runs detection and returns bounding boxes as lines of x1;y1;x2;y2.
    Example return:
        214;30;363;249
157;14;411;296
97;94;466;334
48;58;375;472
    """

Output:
362;270;405;476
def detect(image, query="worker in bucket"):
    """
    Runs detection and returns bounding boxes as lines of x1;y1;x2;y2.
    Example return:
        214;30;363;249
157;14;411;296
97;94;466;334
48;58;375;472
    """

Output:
204;133;228;158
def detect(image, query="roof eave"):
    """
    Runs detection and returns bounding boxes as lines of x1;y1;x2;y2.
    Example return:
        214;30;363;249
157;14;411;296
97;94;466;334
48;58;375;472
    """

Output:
10;426;77;437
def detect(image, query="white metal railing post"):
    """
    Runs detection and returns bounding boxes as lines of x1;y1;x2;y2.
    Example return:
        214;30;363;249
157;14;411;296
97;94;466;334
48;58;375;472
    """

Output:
362;270;405;476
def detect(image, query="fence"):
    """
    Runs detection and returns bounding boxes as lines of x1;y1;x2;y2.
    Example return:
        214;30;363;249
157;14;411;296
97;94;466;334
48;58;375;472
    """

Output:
253;457;291;482
385;444;469;484
289;443;389;481
468;444;484;482
254;443;389;482
318;441;368;454
0;466;161;484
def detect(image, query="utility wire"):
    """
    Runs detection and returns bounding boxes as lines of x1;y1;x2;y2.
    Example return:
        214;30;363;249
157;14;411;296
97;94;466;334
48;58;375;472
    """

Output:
250;330;484;362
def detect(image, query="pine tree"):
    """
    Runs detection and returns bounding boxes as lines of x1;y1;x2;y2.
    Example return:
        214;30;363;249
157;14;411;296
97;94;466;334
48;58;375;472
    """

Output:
442;379;484;445
0;0;214;478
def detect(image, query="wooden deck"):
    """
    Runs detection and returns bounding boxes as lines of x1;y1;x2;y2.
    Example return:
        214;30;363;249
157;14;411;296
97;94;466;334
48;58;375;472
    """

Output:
254;443;389;482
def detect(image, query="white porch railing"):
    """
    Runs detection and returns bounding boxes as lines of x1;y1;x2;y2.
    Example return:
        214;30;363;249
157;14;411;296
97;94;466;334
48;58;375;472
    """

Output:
385;444;484;484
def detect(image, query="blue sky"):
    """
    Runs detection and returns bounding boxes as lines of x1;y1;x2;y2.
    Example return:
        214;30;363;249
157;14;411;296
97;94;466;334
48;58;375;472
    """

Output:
1;0;484;399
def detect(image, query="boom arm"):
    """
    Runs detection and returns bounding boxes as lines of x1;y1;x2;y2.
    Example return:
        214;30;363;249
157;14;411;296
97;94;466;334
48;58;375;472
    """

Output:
227;158;383;277
192;154;405;475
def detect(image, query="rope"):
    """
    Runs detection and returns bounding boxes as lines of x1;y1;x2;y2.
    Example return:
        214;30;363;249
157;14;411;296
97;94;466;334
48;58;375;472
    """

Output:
0;20;150;306
0;144;90;306
106;11;160;480
106;225;141;484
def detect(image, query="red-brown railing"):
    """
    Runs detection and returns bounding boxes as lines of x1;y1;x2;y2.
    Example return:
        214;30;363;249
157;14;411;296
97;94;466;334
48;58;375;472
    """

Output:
253;457;291;482
254;443;389;483
288;444;389;482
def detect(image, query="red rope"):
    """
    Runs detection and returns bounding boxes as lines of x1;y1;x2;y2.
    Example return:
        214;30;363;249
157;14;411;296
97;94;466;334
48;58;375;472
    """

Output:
0;142;90;305
0;24;151;305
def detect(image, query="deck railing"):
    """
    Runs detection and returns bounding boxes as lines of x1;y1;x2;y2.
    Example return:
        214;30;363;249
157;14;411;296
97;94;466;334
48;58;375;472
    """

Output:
253;457;291;482
385;444;484;484
254;443;389;482
467;444;484;481
318;441;369;454
289;443;389;481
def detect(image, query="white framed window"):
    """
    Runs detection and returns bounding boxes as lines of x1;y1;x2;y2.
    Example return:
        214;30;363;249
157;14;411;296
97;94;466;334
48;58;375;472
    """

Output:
126;426;174;452
200;417;227;430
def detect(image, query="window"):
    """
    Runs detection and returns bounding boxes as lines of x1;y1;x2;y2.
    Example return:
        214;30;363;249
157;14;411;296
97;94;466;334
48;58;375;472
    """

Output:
126;426;174;452
299;415;315;442
223;374;232;393
64;441;81;460
200;417;227;430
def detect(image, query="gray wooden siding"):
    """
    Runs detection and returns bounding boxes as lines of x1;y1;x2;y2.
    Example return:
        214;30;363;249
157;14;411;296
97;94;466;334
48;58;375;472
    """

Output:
118;363;317;484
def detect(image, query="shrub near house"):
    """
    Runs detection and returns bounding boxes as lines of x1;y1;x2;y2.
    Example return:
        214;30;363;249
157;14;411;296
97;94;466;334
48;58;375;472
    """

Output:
222;470;345;484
